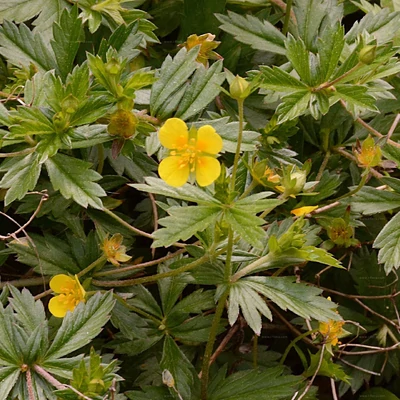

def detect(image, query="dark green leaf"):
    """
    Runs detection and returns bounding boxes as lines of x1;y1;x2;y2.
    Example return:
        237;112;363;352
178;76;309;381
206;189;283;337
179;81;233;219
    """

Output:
276;90;311;123
351;186;400;215
258;66;308;92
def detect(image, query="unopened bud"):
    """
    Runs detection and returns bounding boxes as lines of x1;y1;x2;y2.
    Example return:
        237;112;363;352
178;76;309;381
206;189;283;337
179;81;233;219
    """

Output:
359;45;377;65
108;109;138;139
52;111;69;133
106;58;121;75
61;94;79;114
229;75;251;100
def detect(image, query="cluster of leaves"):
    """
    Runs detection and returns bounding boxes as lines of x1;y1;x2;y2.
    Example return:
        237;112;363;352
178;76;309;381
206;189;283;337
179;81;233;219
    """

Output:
1;0;400;399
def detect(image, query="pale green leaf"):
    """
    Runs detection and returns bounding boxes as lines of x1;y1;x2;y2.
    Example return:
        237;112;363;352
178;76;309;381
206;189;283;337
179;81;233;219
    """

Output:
45;153;106;209
132;177;221;205
332;84;378;111
286;35;312;85
0;368;20;399
258;66;308;92
0;153;41;205
51;6;83;80
246;276;342;322
150;46;199;117
216;11;286;55
153;205;222;247
277;90;312;123
45;292;114;360
0;20;57;73
351;186;400;215
374;212;400;274
176;60;225;121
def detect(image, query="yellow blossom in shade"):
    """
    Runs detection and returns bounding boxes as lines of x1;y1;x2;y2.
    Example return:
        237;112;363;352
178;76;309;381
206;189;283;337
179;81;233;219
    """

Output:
291;205;319;217
319;319;345;346
48;274;86;318
158;118;223;187
183;33;221;66
264;167;280;184
355;135;382;168
101;233;132;267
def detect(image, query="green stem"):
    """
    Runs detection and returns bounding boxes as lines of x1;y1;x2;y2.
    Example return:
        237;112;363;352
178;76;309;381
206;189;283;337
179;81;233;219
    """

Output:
279;329;318;366
331;172;368;202
77;255;107;279
102;207;154;239
231;253;273;282
92;254;211;287
0;146;37;158
229;99;245;194
239;180;258;200
282;0;293;35
0;276;50;289
313;62;363;92
253;335;258;369
97;144;105;174
224;229;234;281
200;289;230;400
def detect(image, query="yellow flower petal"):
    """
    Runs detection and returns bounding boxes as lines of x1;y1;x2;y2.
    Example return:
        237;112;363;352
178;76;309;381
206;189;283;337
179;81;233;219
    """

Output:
196;125;223;154
50;274;75;293
159;156;190;187
291;205;318;217
195;156;221;187
74;275;86;299
158;118;188;149
48;296;70;318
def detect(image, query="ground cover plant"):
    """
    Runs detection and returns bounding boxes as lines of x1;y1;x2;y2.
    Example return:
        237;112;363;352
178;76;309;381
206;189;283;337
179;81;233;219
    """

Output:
1;0;400;399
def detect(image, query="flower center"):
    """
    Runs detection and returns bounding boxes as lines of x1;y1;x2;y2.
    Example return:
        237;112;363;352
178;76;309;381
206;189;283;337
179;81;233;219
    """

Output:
171;138;200;172
59;285;83;311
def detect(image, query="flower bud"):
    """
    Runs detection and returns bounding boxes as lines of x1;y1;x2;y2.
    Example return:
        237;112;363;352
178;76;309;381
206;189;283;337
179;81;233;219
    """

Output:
61;94;79;114
52;111;69;133
358;45;377;65
105;58;121;75
107;109;138;139
229;75;251;100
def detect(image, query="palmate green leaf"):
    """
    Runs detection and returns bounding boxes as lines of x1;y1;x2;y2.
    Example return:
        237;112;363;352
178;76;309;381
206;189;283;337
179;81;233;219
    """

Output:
0;152;41;205
0;305;20;366
373;212;400;274
132;177;221;205
9;107;55;137
215;11;286;55
317;23;345;81
0;20;57;73
258;66;308;92
345;7;400;44
45;153;106;209
225;208;266;249
293;0;343;50
286;35;312;85
51;6;83;80
276;90;312;123
332;84;378;112
175;60;225;121
0;367;20;399
152;205;222;248
234;192;282;214
170;314;222;342
8;232;81;275
160;336;200;400
229;281;272;335
209;366;300;400
68;96;111;126
8;287;46;336
305;349;351;383
150;46;199;117
0;0;47;23
351;186;400;215
45;292;114;360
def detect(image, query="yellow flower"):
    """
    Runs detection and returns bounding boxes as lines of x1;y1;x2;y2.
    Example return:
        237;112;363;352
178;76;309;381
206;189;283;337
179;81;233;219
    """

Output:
101;233;132;267
319;319;345;346
264;167;281;184
158;118;223;187
291;205;318;217
318;297;345;346
183;33;221;66
49;274;86;318
355;135;382;168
